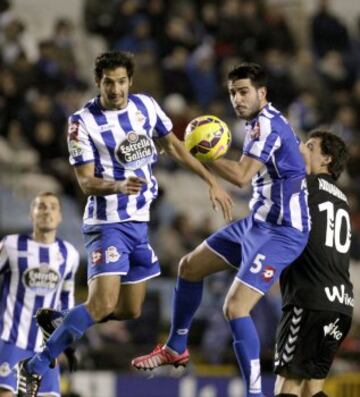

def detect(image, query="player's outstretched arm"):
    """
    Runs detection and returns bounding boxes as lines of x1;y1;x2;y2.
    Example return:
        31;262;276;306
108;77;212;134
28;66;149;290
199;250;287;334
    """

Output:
74;162;146;196
209;154;263;187
158;132;234;222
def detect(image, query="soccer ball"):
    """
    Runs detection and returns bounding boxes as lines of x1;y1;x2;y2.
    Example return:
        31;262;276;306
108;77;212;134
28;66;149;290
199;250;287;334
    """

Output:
184;115;231;162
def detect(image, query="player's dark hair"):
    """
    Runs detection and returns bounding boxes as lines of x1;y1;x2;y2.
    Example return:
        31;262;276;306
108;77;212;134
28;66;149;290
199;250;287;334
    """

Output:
31;192;60;210
310;130;349;181
228;63;267;88
94;51;135;80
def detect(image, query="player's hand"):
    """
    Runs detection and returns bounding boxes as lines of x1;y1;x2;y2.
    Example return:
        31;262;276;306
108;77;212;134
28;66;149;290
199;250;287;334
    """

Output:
116;176;146;195
209;184;234;222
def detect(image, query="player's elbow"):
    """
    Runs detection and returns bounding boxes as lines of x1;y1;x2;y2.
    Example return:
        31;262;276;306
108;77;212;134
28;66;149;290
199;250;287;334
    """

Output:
78;178;93;195
235;174;251;188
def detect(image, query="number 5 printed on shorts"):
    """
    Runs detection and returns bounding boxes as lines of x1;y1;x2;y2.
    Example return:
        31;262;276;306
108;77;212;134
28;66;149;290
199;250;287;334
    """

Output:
250;254;266;273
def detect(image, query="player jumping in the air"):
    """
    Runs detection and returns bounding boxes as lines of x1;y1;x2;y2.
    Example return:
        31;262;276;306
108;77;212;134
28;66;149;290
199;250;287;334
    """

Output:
17;50;232;397
132;63;310;397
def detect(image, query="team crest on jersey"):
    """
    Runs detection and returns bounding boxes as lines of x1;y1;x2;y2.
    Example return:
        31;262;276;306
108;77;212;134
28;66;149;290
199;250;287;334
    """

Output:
105;246;121;263
250;122;261;139
0;362;11;377
115;132;154;170
23;265;61;295
262;265;275;281
135;110;146;124
91;249;103;265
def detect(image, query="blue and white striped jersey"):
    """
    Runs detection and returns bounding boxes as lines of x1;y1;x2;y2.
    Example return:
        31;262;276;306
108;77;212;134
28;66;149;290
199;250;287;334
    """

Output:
243;103;310;232
67;94;173;225
0;234;79;352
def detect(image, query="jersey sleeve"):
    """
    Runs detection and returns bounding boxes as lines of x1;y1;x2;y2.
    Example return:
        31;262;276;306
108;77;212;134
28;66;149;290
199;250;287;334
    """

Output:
67;114;95;166
243;116;281;163
150;97;173;138
0;238;9;272
60;247;79;311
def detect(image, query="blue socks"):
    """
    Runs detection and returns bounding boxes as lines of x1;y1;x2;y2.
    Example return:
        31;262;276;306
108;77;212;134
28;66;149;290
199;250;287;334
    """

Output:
27;304;95;376
166;277;203;354
229;317;262;397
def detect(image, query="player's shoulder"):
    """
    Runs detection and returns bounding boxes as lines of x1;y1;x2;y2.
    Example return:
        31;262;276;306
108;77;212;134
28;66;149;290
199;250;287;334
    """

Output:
130;92;157;108
69;97;97;122
1;234;22;248
258;103;288;132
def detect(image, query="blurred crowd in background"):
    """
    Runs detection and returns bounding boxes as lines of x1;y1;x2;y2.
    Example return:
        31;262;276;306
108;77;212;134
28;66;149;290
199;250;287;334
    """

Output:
1;0;360;377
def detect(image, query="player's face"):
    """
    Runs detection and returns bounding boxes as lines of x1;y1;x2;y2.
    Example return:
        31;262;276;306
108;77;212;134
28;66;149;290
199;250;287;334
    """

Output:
31;195;62;233
228;78;267;120
305;137;331;174
97;67;132;110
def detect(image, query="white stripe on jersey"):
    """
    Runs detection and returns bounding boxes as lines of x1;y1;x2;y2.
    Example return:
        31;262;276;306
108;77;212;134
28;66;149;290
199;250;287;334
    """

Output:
289;193;303;231
253;181;273;222
0;235;79;352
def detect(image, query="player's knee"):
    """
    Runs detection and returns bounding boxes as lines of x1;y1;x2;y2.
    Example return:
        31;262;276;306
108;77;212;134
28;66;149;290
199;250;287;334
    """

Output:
223;297;248;320
86;298;117;321
223;299;237;320
178;254;200;281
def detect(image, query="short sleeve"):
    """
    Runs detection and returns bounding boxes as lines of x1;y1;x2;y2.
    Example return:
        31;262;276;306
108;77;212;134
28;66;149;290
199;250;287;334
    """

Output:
150;97;173;138
67;114;95;166
243;116;281;163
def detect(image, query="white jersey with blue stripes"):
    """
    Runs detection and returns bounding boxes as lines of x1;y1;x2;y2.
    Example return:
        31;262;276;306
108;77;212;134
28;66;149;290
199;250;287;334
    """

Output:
0;234;79;352
243;103;310;232
67;94;173;225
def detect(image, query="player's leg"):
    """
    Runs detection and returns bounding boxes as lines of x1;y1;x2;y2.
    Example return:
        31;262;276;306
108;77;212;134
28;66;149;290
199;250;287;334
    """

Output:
226;222;308;397
163;218;252;356
274;374;303;396
113;228;160;321
301;379;326;397
24;274;120;377
132;218;251;370
131;243;230;369
275;310;351;397
0;389;12;397
223;279;263;397
166;242;230;354
113;281;147;320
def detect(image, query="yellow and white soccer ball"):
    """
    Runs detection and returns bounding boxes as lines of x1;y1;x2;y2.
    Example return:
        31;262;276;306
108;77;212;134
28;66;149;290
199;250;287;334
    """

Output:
184;115;231;162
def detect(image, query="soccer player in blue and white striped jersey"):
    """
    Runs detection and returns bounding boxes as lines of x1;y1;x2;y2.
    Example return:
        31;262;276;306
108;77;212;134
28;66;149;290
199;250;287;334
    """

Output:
0;192;79;397
132;63;311;397
19;51;233;395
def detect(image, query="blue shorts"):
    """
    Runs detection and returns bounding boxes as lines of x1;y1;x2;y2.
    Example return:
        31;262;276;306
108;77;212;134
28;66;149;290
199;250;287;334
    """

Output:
206;215;309;294
83;222;161;283
0;340;60;396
